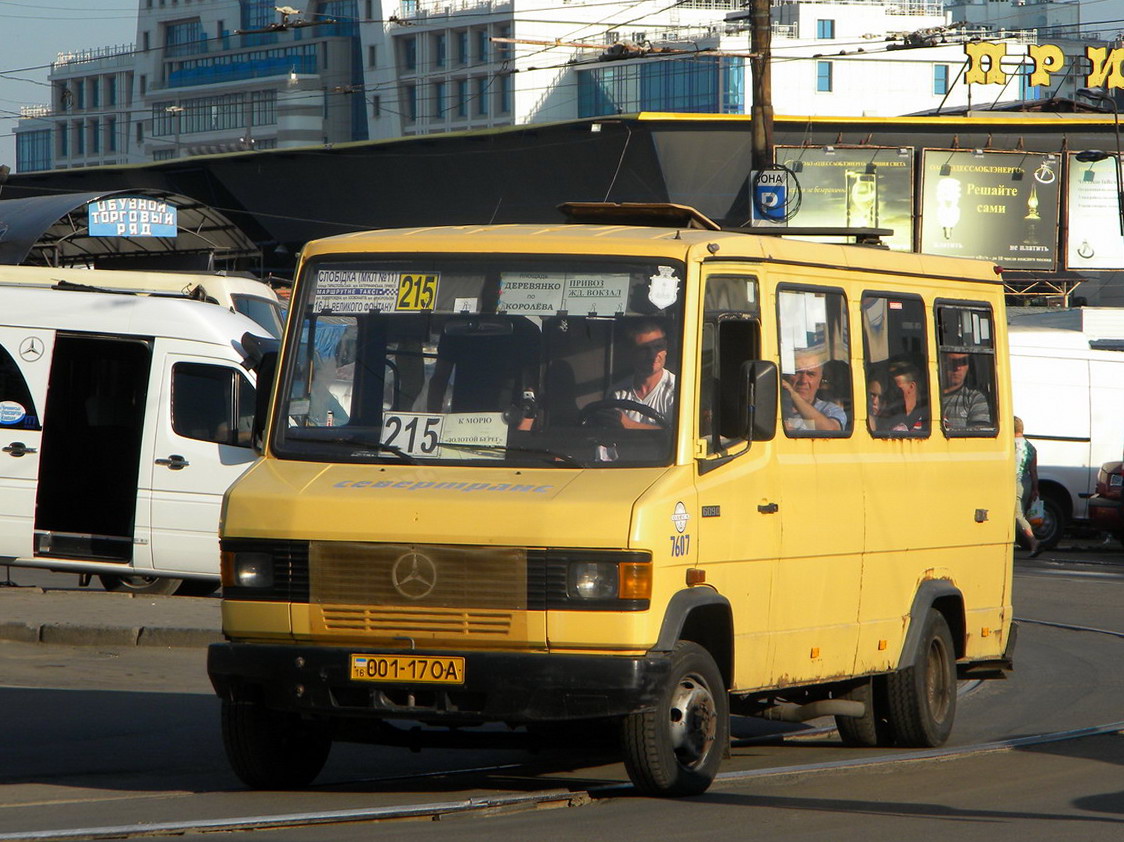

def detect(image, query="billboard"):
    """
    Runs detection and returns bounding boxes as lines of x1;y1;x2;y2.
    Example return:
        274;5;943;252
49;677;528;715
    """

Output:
1066;152;1124;270
773;146;915;251
919;150;1059;269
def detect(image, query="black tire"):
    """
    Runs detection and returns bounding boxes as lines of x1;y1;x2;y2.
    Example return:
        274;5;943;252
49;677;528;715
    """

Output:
221;700;332;789
836;677;894;747
886;609;957;747
621;641;729;797
99;574;182;596
1032;492;1066;550
175;578;221;597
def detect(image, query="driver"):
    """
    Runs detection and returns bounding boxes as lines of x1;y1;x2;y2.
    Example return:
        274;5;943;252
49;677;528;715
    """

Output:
608;320;675;428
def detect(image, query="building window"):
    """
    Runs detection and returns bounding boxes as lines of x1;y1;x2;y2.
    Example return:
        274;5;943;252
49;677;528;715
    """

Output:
934;64;949;95
476;29;488;63
74;121;85;155
433;81;446;117
497;25;511;60
89;119;100;153
371;96;381;118
107;117;117;152
107;77;117;106
75;80;85;109
816;19;835;39
402;37;417;71
457;31;468;65
499;72;511;114
816;61;833;92
16;129;51;172
58;124;68;157
90;79;100;108
434;33;446;68
475;77;488;115
165;19;207;57
405;84;417;121
456;78;468;117
368;44;377;67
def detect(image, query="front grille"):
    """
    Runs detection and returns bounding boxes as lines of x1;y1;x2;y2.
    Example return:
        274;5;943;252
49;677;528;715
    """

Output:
221;540;647;611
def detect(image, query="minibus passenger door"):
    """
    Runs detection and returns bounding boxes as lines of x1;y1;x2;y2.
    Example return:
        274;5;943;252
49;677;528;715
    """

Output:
0;327;53;562
692;277;780;690
147;344;257;578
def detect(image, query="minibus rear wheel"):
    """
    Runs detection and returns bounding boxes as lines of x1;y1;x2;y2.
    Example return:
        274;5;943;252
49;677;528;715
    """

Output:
98;574;181;596
885;609;957;747
221;700;332;789
621;640;728;797
836;677;893;747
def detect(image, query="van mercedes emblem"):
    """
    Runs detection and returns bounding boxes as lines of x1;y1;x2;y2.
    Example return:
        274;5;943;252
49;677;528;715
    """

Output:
19;337;43;362
391;551;437;599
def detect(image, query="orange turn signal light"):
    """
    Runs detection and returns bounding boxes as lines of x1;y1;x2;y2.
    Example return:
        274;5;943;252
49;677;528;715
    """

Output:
618;563;653;600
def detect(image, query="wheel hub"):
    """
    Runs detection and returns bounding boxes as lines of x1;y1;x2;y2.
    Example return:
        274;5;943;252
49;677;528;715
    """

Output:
667;673;717;767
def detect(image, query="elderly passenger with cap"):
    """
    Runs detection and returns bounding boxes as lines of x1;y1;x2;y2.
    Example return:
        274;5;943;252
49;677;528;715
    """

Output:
782;348;847;432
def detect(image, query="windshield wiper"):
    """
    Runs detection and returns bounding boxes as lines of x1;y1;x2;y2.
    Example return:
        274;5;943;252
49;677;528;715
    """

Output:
286;429;417;463
436;441;581;467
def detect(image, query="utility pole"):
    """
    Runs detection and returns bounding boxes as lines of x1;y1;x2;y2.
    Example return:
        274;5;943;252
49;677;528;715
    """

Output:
749;0;773;172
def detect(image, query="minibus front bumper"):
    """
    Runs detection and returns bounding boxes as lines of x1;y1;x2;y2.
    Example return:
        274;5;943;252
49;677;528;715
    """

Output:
208;642;671;723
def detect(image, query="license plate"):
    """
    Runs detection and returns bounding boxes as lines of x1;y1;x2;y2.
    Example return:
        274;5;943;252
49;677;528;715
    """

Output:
350;654;465;685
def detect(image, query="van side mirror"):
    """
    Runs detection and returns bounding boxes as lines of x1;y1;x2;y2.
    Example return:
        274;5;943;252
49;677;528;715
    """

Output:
742;360;777;442
240;331;280;373
251;350;278;455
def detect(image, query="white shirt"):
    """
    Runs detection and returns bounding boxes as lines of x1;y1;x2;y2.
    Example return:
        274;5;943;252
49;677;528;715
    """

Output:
610;368;676;425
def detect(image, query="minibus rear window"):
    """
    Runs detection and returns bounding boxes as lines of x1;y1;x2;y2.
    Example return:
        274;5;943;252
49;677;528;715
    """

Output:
274;256;687;467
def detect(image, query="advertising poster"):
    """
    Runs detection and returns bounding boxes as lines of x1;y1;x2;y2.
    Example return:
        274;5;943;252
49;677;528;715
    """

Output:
919;150;1060;269
1066;153;1124;270
773;146;915;251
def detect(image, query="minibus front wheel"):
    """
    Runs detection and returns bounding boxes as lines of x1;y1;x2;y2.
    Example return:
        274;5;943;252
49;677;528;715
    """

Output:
621;640;729;797
221;700;332;789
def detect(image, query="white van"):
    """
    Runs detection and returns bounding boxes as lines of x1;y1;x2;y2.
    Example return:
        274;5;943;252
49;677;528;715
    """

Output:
0;266;284;338
0;285;272;595
1009;317;1124;547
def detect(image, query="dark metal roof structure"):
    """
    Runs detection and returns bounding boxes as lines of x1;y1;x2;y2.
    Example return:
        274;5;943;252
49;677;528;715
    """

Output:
0;189;259;269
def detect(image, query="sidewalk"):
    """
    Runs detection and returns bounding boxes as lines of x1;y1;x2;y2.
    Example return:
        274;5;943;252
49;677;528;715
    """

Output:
0;580;222;648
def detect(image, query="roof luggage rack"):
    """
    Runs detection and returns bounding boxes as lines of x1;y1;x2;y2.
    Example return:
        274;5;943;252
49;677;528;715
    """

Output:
557;202;892;245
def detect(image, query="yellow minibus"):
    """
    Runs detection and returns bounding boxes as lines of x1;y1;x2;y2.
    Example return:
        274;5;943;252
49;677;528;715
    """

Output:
208;204;1015;796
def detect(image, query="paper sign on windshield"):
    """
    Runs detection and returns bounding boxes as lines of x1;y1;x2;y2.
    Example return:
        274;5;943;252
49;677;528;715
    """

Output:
499;272;629;316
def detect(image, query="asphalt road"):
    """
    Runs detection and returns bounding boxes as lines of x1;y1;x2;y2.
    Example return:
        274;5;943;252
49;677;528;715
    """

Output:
0;554;1121;840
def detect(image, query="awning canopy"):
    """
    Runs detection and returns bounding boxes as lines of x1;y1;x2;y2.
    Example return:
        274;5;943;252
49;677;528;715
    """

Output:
0;189;259;268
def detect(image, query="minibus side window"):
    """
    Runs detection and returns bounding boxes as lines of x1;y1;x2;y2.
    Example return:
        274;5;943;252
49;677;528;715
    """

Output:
171;363;254;448
861;293;930;438
935;303;998;436
0;342;40;430
699;274;760;455
778;288;852;437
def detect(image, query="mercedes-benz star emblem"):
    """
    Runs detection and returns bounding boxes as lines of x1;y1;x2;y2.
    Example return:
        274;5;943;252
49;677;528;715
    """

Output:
19;337;44;362
391;551;438;600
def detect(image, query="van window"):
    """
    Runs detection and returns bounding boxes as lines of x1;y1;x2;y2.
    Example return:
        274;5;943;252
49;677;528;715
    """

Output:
0;342;41;430
778;287;851;436
231;294;284;338
172;363;255;447
699;274;759;454
862;293;930;437
936;302;997;435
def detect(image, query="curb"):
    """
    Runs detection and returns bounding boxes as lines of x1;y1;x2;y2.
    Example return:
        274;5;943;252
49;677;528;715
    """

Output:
0;622;221;648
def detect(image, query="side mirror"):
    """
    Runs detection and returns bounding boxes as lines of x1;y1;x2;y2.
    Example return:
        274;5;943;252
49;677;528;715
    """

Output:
742;360;777;442
240;331;281;373
251;350;278;455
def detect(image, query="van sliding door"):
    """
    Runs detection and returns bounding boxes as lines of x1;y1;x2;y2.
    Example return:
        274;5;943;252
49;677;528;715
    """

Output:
34;335;151;563
0;328;53;562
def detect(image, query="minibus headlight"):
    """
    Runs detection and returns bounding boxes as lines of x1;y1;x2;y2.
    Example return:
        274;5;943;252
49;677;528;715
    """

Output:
568;561;619;600
222;551;273;588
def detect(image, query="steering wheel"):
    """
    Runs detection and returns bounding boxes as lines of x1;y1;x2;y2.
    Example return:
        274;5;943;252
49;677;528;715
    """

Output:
578;398;670;429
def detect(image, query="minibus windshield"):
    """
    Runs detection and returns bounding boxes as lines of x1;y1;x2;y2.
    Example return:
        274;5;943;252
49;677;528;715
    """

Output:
274;255;687;468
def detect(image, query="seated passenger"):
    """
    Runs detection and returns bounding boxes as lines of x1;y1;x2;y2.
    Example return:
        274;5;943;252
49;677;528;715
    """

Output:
884;360;928;434
940;351;991;430
782;350;846;432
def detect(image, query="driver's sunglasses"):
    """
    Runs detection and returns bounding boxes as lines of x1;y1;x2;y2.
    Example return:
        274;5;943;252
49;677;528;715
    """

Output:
946;356;970;369
633;339;668;354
